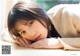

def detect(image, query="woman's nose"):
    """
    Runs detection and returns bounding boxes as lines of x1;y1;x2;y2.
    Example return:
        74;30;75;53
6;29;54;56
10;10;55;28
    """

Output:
27;28;35;37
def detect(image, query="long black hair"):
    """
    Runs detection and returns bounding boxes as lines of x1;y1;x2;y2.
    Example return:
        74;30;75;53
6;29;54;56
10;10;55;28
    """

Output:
7;1;51;38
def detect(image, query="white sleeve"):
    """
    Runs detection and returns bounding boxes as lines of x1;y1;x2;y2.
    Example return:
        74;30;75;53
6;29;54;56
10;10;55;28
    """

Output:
59;38;80;50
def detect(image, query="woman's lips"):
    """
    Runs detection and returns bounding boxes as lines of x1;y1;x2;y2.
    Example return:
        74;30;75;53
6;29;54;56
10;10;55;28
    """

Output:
35;34;41;41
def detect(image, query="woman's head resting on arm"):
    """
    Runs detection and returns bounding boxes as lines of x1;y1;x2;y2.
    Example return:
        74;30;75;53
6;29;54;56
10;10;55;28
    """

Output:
7;1;51;42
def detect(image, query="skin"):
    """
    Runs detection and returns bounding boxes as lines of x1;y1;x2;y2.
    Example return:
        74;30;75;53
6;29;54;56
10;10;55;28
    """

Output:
14;19;63;48
15;19;48;41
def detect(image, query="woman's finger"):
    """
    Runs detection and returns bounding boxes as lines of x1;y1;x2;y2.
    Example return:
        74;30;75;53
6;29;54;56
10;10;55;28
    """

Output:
22;38;30;45
19;38;28;47
15;38;24;47
14;37;29;47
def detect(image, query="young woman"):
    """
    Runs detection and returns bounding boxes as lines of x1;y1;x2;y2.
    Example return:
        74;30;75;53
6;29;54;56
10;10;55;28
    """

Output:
7;1;80;49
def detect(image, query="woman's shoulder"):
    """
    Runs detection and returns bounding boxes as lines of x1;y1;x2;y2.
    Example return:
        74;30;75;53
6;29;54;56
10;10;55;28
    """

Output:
47;4;80;15
47;4;80;21
47;4;67;20
47;4;66;13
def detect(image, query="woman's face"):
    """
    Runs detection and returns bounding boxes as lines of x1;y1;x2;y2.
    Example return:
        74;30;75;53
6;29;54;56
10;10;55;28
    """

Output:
15;19;48;41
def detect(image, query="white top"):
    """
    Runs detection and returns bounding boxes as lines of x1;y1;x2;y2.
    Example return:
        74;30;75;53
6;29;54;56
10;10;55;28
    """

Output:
47;4;80;37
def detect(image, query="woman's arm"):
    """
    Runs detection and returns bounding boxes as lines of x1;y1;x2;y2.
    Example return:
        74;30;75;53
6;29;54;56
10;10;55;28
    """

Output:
29;38;63;49
15;37;64;49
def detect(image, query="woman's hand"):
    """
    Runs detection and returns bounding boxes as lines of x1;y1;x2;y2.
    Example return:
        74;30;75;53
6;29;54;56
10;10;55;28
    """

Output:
14;37;63;49
29;38;49;48
14;37;48;48
14;37;31;47
29;38;63;49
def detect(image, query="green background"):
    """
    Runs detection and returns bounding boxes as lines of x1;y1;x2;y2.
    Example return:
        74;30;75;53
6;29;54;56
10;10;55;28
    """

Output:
34;0;80;11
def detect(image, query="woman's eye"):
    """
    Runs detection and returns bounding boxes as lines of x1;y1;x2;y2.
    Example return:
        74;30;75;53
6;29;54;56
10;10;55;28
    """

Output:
21;31;26;35
29;21;34;26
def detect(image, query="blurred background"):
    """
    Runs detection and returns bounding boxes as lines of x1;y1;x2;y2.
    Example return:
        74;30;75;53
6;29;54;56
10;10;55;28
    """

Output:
35;0;80;11
0;0;80;39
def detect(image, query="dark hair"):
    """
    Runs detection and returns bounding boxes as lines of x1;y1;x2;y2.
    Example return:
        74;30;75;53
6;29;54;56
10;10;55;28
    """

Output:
8;1;51;38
